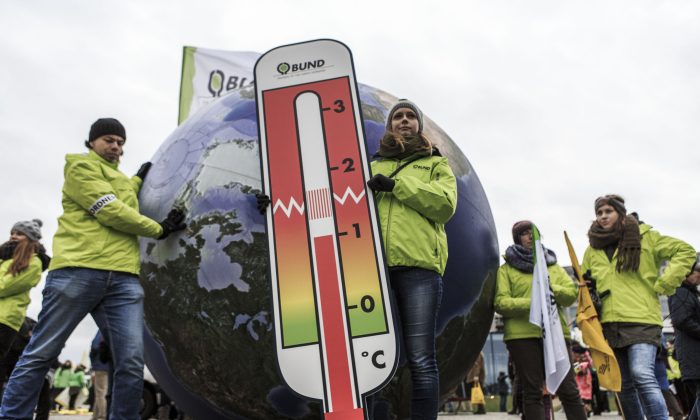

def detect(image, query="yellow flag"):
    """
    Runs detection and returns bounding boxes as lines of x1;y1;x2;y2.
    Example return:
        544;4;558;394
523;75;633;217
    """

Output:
564;232;621;392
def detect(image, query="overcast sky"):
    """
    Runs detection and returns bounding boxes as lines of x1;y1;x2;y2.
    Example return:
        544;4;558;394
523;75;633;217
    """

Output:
1;1;698;364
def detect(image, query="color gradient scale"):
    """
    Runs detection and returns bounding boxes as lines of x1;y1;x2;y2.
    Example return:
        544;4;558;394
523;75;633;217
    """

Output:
255;40;397;419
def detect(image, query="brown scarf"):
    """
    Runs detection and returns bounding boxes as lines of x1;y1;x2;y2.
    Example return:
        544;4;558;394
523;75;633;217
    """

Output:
377;133;432;160
588;215;641;272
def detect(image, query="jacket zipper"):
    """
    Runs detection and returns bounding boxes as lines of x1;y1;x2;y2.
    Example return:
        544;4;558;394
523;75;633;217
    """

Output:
384;159;399;255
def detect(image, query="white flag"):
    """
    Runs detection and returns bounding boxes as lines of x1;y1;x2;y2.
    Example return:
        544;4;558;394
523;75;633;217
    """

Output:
529;225;570;393
178;46;261;124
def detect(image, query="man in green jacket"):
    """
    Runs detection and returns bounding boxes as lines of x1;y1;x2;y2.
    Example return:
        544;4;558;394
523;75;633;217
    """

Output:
0;118;186;420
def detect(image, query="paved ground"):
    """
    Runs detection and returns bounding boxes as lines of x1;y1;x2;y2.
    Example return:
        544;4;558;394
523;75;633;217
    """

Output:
436;412;624;419
49;411;626;419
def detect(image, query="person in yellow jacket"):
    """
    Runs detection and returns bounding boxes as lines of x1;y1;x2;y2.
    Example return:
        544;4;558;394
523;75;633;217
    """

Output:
0;220;49;375
581;194;696;420
366;99;457;420
67;364;86;410
0;118;187;420
495;221;587;420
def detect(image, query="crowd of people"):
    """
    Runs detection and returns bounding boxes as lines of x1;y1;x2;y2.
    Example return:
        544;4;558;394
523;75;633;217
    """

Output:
0;100;698;420
444;197;699;420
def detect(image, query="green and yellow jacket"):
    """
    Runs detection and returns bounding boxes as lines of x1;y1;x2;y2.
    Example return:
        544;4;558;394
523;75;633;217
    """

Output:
49;151;163;275
53;367;72;388
370;153;457;275
0;256;42;331
68;370;85;388
581;223;696;326
495;262;578;341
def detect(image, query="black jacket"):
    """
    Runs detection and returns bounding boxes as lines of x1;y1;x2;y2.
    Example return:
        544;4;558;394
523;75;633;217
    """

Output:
669;283;700;380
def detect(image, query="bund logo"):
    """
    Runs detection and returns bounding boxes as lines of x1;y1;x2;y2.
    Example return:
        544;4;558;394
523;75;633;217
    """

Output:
277;63;290;75
276;60;325;75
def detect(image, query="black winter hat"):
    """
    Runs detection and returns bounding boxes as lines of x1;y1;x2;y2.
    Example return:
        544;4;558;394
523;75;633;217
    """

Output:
89;118;126;142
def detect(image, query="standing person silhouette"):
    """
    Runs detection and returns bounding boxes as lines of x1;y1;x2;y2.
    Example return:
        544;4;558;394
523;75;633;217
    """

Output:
0;118;186;420
669;259;700;420
366;99;457;419
582;194;695;419
0;219;48;371
495;221;587;420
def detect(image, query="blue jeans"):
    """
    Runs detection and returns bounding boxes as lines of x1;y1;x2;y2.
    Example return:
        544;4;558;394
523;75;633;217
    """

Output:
615;343;668;420
390;268;443;420
0;268;145;420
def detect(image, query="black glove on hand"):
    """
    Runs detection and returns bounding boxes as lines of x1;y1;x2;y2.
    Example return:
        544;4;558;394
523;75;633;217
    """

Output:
367;174;395;192
582;270;596;292
136;162;152;181
256;193;271;215
0;241;17;260
158;208;187;239
583;269;602;314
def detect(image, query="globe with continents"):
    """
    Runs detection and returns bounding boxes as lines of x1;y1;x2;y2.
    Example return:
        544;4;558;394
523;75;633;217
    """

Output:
138;83;499;419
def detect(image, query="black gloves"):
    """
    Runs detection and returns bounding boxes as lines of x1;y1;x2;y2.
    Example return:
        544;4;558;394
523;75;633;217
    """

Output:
256;193;271;215
158;208;187;239
0;241;16;260
36;244;51;271
583;270;603;314
367;174;395;192
582;270;596;292
136;162;152;181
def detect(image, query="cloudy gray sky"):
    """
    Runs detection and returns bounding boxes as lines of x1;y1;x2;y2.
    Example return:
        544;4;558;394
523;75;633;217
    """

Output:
1;1;698;364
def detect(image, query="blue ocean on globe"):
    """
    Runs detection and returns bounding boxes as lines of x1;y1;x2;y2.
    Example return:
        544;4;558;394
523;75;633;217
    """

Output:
138;83;499;419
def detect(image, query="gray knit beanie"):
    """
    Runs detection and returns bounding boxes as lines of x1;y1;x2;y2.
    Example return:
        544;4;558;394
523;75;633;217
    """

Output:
386;99;424;133
12;219;43;241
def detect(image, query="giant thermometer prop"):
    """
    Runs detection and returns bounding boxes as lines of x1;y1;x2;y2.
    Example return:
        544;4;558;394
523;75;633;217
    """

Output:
255;40;397;419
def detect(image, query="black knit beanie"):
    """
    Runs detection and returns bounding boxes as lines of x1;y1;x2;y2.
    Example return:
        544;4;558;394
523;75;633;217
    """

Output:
386;99;424;133
89;118;126;142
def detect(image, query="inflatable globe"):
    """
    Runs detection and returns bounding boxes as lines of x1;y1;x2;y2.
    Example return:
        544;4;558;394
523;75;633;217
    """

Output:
138;83;499;419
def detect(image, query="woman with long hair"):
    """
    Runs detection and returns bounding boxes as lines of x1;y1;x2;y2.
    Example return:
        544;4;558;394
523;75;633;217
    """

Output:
255;99;456;419
0;219;50;394
0;219;49;360
366;99;457;419
582;194;696;419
